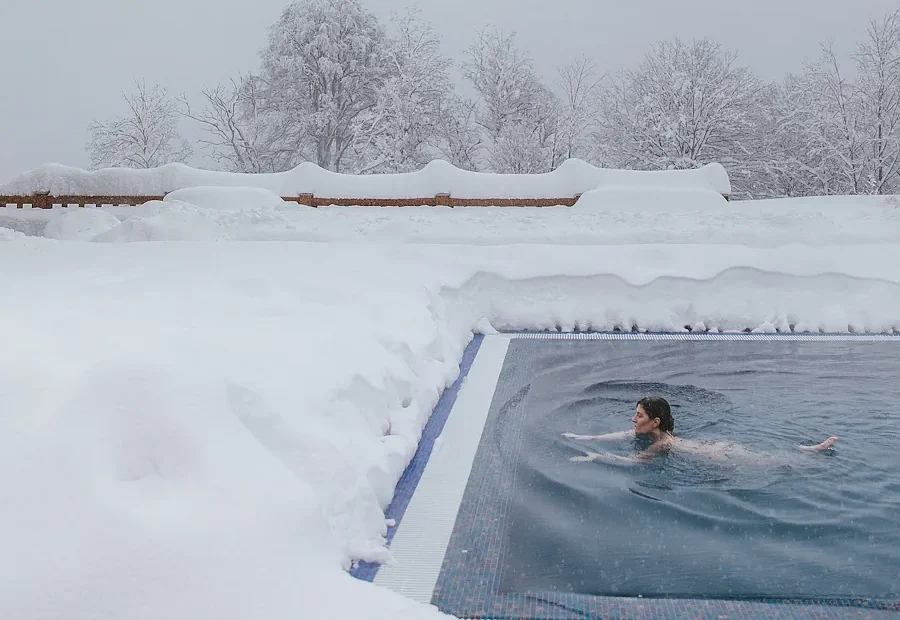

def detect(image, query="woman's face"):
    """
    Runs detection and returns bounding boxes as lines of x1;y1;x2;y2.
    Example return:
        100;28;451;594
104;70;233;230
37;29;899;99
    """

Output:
632;404;660;434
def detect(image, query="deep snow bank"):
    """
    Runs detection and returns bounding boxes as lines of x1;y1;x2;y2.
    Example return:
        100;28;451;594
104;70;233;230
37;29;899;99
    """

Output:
0;158;731;199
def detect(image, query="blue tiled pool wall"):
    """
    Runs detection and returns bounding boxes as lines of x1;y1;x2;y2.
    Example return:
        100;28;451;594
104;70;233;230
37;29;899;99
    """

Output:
429;338;900;619
350;333;484;582
430;338;534;616
430;339;535;617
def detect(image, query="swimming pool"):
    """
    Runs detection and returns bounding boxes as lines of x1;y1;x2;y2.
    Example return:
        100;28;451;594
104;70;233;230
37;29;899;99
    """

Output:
358;333;900;619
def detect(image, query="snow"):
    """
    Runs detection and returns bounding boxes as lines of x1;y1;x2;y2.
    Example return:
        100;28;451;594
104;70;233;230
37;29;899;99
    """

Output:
163;185;287;210
0;225;27;241
7;193;899;247
572;184;728;210
0;187;898;620
0;158;731;199
43;208;121;240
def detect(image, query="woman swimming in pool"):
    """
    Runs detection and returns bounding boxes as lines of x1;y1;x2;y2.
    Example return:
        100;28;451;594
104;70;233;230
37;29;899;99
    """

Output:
563;396;838;465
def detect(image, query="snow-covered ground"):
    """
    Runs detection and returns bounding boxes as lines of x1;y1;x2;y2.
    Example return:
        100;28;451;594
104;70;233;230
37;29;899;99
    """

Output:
4;193;900;246
2;187;899;619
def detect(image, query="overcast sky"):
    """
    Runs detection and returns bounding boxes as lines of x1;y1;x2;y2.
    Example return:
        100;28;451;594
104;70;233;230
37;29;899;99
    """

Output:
2;0;898;184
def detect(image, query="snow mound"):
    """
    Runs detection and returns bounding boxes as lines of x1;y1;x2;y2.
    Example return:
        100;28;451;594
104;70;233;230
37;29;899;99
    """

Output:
93;201;228;242
0;159;731;200
164;186;287;210
92;201;303;243
573;185;729;211
0;356;447;620
0;226;27;241
43;209;122;240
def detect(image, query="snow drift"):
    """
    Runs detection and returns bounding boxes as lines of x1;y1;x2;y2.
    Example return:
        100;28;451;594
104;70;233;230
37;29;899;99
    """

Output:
0;158;731;200
163;186;287;210
43;209;121;240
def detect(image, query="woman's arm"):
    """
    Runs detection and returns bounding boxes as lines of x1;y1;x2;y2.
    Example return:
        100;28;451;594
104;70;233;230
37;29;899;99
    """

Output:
798;436;838;451
570;450;650;465
562;430;635;441
570;440;669;465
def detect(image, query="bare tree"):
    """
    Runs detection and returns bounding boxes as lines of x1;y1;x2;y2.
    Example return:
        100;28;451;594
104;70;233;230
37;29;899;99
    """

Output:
556;57;602;161
179;75;291;173
86;80;192;169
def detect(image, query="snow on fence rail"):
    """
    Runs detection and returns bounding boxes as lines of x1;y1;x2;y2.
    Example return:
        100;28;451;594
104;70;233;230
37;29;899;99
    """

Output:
0;193;583;209
0;159;731;207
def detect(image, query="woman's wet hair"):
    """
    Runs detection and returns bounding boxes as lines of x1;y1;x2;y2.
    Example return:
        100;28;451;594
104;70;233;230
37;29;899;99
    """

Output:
637;396;674;433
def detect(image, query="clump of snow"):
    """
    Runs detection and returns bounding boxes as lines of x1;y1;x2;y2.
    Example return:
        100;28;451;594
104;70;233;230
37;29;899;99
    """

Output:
0;209;50;237
0;159;730;200
92;201;301;243
163;185;287;210
93;201;226;242
43;208;122;240
0;226;27;241
572;185;728;211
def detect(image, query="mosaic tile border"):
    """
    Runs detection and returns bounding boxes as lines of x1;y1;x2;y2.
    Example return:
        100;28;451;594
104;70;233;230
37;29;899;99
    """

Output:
448;593;900;619
350;333;484;582
370;335;511;602
507;331;900;341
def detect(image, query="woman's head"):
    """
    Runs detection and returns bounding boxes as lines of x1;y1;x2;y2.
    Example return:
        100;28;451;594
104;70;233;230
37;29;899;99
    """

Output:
633;396;674;434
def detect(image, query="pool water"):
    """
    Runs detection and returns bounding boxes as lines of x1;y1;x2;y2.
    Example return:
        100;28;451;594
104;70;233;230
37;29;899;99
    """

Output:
494;339;900;602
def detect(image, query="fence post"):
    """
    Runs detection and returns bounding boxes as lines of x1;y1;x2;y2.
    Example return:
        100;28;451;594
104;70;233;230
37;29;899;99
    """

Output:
435;192;451;207
32;191;53;210
296;193;315;207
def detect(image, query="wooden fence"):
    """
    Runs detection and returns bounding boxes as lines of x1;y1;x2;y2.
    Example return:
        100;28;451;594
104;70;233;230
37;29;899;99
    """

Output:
0;193;584;209
1;190;730;209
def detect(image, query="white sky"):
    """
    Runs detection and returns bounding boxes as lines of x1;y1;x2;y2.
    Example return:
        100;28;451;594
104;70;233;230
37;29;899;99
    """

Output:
2;0;898;184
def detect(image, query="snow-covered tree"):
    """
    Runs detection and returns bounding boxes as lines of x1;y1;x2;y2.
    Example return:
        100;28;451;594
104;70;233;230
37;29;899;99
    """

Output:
488;85;565;173
86;80;192;169
432;95;483;171
740;83;828;198
778;47;867;195
462;27;564;172
350;7;454;173
489;121;552;173
855;10;900;194
763;11;900;197
597;39;762;176
259;0;390;172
